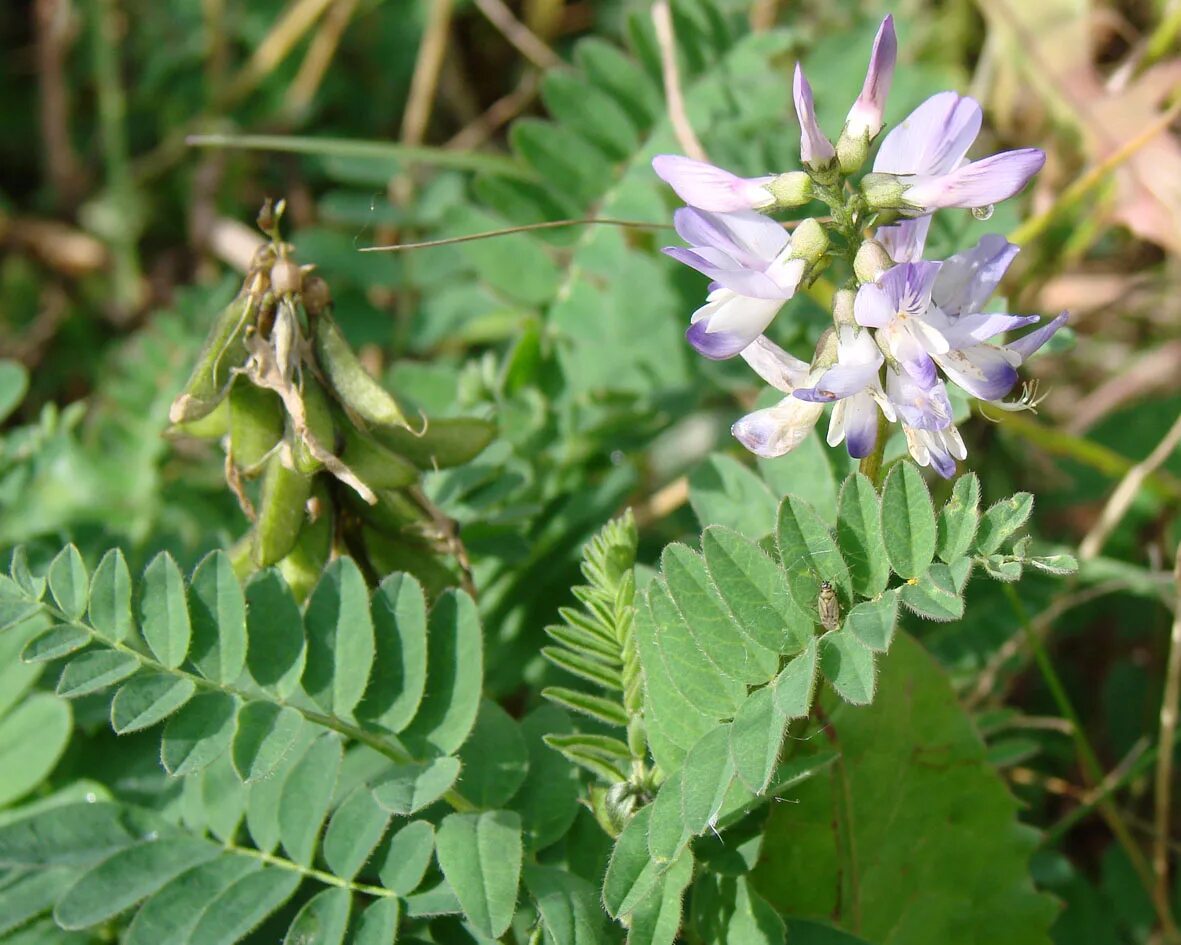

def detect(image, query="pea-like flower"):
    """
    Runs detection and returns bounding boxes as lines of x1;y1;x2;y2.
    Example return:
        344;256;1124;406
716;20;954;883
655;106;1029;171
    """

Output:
661;208;810;359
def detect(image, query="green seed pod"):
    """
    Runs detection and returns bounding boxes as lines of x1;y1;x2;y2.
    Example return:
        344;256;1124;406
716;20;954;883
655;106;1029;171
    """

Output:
277;485;332;603
353;488;428;536
253;451;313;568
229;381;285;473
374;417;497;470
292;375;337;474
168;396;229;440
339;421;419;491
314;313;409;429
169;295;251;424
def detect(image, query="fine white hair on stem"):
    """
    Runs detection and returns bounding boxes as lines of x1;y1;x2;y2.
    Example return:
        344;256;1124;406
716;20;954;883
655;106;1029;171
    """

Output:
652;0;708;162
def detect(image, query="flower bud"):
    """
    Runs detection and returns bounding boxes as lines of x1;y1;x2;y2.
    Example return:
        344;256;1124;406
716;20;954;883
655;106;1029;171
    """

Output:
860;173;907;211
831;289;856;326
766;171;813;208
270;257;303;296
788;218;829;266
835;129;870;176
605;781;638;833
853;240;893;284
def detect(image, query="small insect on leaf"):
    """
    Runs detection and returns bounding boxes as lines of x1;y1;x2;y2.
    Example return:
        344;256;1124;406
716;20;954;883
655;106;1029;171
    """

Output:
818;581;840;631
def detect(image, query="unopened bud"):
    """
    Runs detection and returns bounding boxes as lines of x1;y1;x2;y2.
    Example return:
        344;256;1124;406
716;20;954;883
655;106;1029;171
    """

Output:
812;327;838;368
788;218;829;265
831;289;856;326
302;276;333;317
270;258;303;297
766;171;813;208
854;240;893;284
835;128;870;176
605;782;638;833
860;173;908;211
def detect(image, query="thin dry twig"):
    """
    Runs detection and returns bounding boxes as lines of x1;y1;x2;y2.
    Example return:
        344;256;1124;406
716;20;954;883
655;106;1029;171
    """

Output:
223;0;336;103
633;476;690;527
472;0;562;71
748;0;780;31
1078;410;1181;561
445;70;542;151
1154;550;1181;908
652;0;707;162
35;0;86;206
400;0;455;150
284;0;360;118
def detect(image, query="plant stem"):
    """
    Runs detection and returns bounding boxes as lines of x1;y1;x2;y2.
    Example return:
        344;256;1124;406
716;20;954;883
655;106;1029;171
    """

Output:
1153;549;1181;911
857;413;890;486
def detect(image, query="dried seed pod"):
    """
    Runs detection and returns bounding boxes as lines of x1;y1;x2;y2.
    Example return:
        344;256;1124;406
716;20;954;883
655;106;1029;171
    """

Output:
818;580;840;631
313;313;409;429
301;275;332;318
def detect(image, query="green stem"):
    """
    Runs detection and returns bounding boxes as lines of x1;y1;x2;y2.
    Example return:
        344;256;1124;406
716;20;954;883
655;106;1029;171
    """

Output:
225;843;397;898
857;412;890;487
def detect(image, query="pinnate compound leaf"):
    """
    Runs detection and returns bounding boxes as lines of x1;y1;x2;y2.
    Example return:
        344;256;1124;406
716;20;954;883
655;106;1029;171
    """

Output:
729;685;787;794
0;801;169;868
48;546;88;622
526;865;608;945
0;692;71;806
322;786;390;881
372;756;461;816
357;572;428;733
436;810;523;938
399;589;482;756
702;526;813;656
126;856;260;945
625;848;693;945
89;549;133;642
189;551;247;685
377;819;436;895
773;638;818;718
352;898;401;945
279;733;342;865
245;570;306;698
457;699;530;809
21;624;89;663
753;634;1057;943
819;632;876;705
231;701;306;782
282;886;351;945
837;473;890;598
140;552;191;669
160;691;238;776
53;836;218;929
937;473;980;563
898;564;965;621
111;673;196;733
303;558;375;719
976;493;1034;555
777;496;853;617
187;866;301;945
879;462;937;579
844;590;898;653
56;650;139;698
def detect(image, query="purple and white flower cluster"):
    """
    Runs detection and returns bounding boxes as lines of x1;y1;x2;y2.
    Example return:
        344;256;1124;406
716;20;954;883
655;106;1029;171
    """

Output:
652;16;1066;478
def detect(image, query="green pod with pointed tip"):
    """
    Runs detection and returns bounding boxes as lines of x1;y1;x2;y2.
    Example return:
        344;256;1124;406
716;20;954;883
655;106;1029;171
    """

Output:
292;375;337;474
374;416;496;469
339;421;419;491
168;396;230;440
277;484;332;602
313;313;409;428
169;294;251;424
253;452;313;567
348;487;426;537
229;381;284;473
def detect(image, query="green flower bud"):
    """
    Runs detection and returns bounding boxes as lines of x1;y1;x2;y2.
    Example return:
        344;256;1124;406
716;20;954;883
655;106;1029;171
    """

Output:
831;289;857;327
766;171;813;208
860;172;908;211
854;239;893;285
836;128;870;176
788;218;829;266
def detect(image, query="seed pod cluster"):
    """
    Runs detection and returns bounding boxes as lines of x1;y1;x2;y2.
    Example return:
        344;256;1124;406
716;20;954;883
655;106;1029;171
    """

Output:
167;203;498;599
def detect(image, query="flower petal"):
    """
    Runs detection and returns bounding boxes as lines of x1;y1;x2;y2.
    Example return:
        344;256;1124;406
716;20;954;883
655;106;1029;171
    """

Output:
732;397;825;458
932;234;1020;314
854;283;894;327
662;246;790;298
652;155;775;211
939;312;1039;347
740;336;811;392
686;293;784;359
874;91;982;176
795;360;882;402
903;149;1046;211
876;216;931;264
845;16;897;140
793;64;836;165
934;345;1019;401
672;207;788;267
1005;311;1069;362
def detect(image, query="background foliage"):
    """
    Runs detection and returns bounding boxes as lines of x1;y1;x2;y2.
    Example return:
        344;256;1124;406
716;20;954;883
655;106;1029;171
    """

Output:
3;0;1181;943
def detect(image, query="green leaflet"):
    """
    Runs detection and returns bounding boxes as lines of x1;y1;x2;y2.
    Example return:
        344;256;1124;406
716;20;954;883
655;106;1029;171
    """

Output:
140;552;192;670
624;848;694;945
125;856;262;945
56;650;138;698
88;549;133;642
376;820;435;896
161;692;239;776
936;473;980;563
691;874;786;945
357;572;428;733
647;770;690;864
773;639;818;718
321;786;391;881
231;702;307;783
47;546;88;623
758;430;839;524
977;492;1035;555
188;551;247;685
729;686;788;794
435;810;524;939
302;558;375;720
776;496;853;618
843;590;899;653
244;570;307;698
351;898;402;945
0;801;170;868
603;806;665;918
245;726;319;854
879;462;937;579
680;725;737;836
688;455;780;540
20;624;89;663
819;631;876;705
398;589;482;756
110;673;196;734
753;634;1057;944
836;473;890;598
526;865;608;945
899;563;965;622
456;699;530;809
187;866;301;945
371;757;461;816
282;886;351;945
510;706;581;852
0;692;72;806
278;733;342;865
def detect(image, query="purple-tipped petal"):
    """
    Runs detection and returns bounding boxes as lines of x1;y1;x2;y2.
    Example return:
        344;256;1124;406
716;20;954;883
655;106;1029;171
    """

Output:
903;148;1046;211
874;91;982;176
933;346;1019;401
842;391;881;458
1006;311;1069;362
662;246;788;298
652;155;775;212
940;312;1039;347
888;371;954;430
876;260;942;317
927;442;958;478
876;216;931;264
732;397;825;458
740;336;811;392
793;64;836;165
795;361;882;402
672;207;788;267
686;293;784;359
933;234;1020;315
845;16;897;140
686;320;749;359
